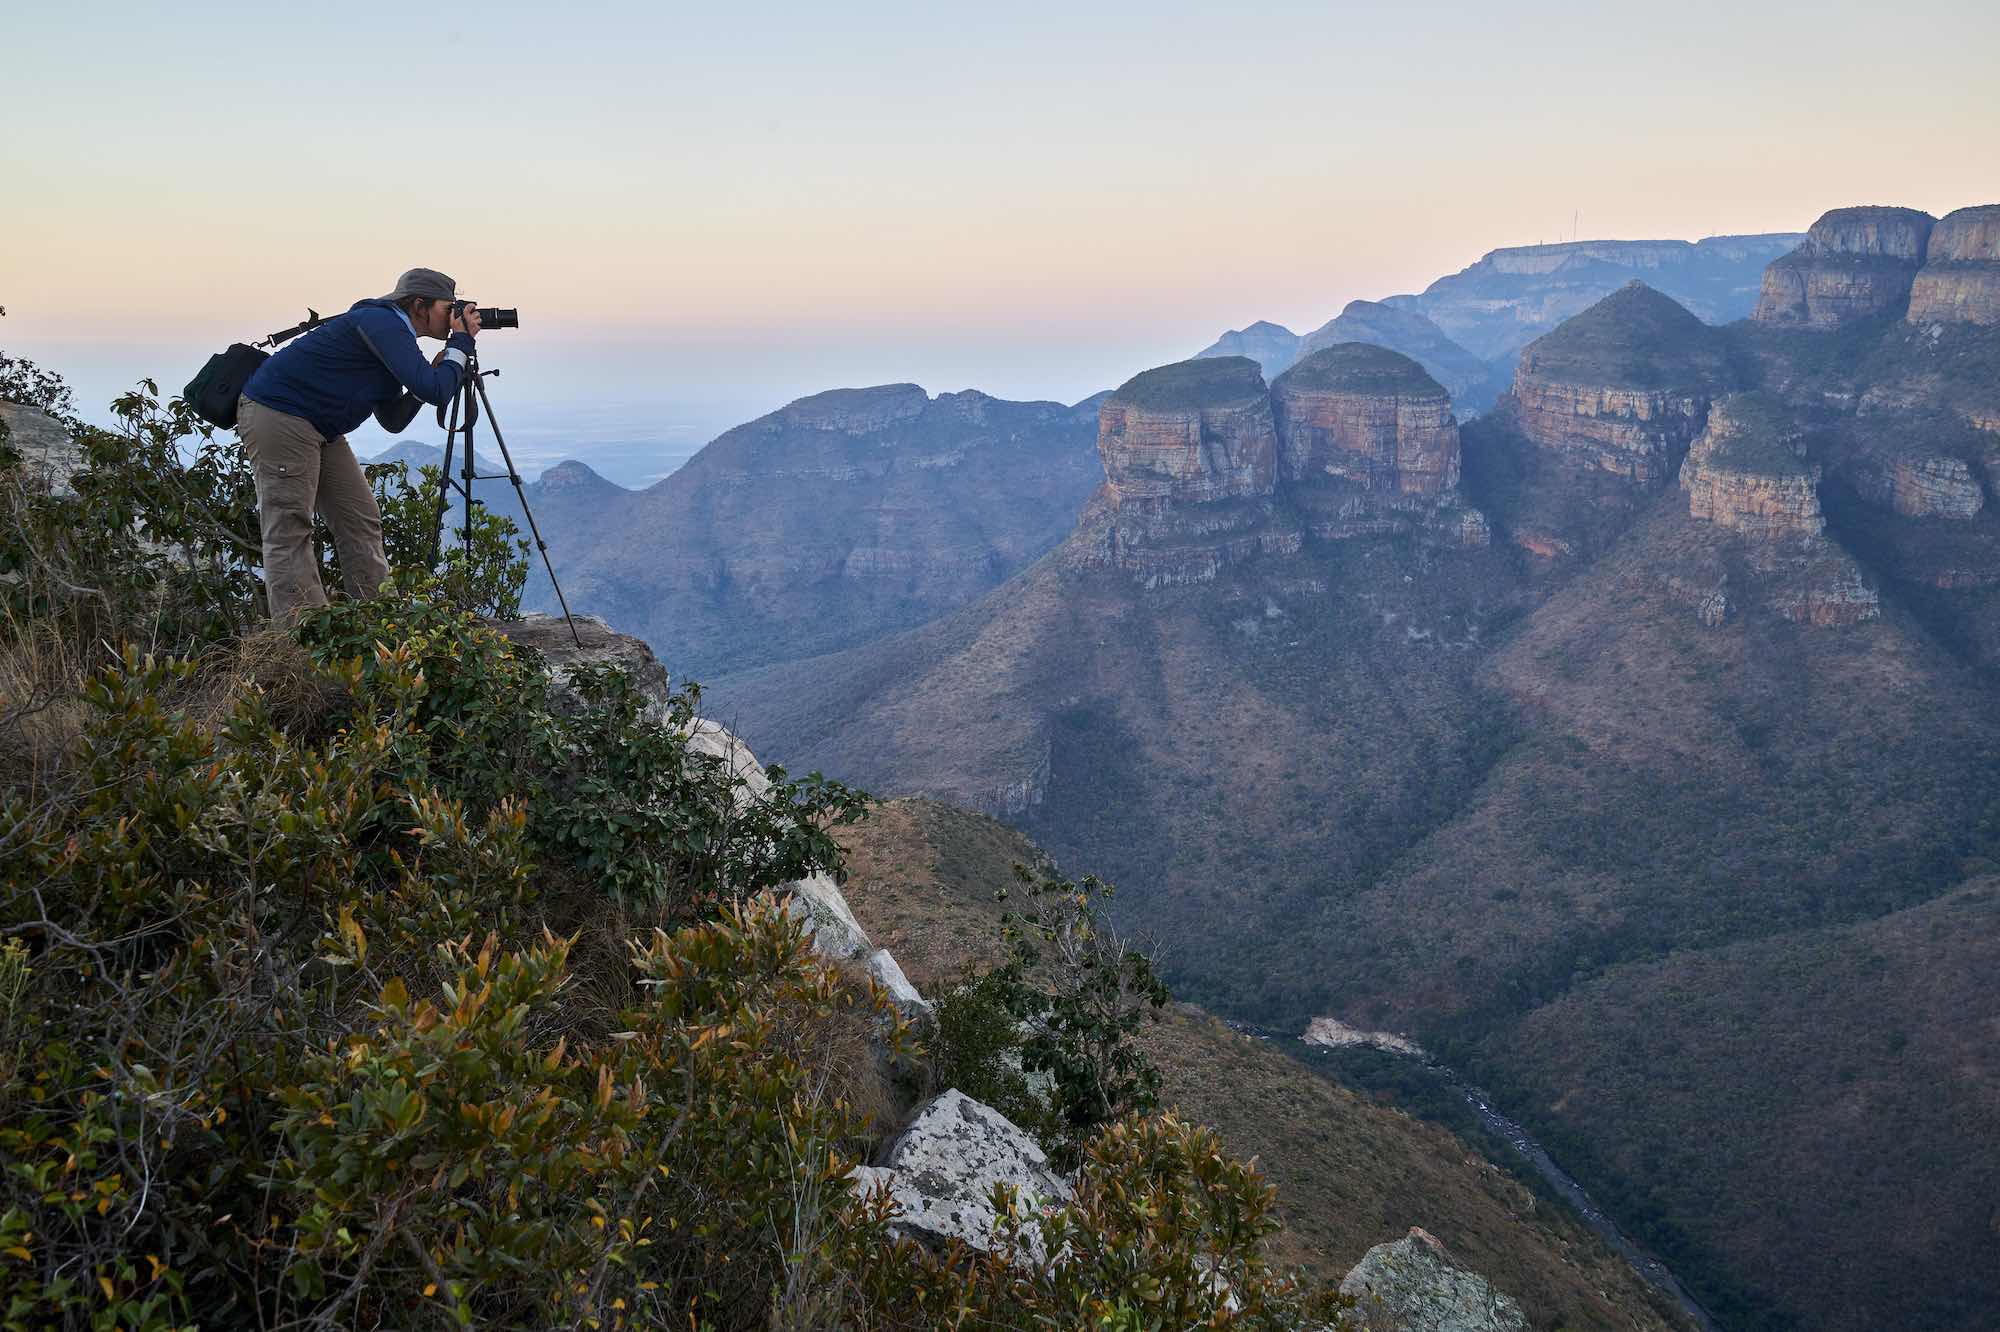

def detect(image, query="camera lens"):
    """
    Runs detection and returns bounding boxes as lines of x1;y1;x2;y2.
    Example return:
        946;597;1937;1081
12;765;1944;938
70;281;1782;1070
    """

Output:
477;307;520;330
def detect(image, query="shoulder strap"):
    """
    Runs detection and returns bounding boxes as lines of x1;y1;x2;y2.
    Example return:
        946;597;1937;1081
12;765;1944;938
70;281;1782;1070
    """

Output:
257;309;323;350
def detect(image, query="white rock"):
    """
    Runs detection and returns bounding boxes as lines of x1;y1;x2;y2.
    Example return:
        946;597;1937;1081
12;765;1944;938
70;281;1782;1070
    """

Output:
1302;1015;1428;1060
865;948;929;1016
1340;1228;1529;1332
850;1089;1070;1257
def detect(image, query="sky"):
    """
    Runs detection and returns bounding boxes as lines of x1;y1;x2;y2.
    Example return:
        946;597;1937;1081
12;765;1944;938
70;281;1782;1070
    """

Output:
4;0;1997;481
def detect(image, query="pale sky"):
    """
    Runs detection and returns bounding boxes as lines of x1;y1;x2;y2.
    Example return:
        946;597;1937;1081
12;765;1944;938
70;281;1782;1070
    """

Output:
5;0;1996;463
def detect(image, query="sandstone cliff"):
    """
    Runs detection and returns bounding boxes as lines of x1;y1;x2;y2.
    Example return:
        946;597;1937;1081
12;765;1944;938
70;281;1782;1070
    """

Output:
1509;283;1733;484
1271;344;1488;546
1680;394;1824;540
1906;204;2000;326
1753;207;1936;329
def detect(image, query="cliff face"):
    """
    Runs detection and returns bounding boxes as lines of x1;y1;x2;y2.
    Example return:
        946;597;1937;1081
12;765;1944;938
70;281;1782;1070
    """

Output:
1906;204;2000;326
1272;345;1461;495
1753;207;1937;329
1509;282;1732;484
1083;357;1295;586
1097;359;1277;506
1680;396;1824;539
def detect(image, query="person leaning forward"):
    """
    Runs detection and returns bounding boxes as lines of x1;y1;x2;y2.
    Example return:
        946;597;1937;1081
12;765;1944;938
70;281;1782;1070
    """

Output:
237;267;483;622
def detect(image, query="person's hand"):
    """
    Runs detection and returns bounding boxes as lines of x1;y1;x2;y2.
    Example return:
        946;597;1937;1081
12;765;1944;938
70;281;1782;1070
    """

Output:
450;304;482;338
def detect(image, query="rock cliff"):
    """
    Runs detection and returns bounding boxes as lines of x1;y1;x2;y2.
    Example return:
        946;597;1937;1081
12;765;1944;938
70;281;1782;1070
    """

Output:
1081;357;1298;586
1753;207;1937;329
1673;396;1880;627
1509;283;1732;483
0;400;83;496
1680;394;1824;539
1271;344;1487;546
1906;204;2000;326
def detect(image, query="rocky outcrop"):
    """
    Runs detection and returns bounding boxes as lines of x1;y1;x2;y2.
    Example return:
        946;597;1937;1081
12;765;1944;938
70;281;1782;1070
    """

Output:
1680;395;1825;539
0;401;82;496
1195;321;1303;379
850;1090;1071;1256
1510;283;1732;483
1851;450;1984;519
1273;345;1461;495
1298;302;1497;409
1754;207;1937;329
1086;357;1297;585
1098;358;1278;505
1302;1016;1427;1059
1906;204;2000;326
1270;344;1487;548
1340;1228;1530;1332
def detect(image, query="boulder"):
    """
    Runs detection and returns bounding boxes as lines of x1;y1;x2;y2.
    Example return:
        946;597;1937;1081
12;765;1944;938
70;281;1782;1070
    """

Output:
0;401;83;497
1339;1228;1529;1332
850;1089;1070;1256
1754;207;1937;329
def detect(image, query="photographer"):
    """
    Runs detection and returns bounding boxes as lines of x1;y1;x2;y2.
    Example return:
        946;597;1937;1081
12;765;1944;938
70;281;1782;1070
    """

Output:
237;268;481;622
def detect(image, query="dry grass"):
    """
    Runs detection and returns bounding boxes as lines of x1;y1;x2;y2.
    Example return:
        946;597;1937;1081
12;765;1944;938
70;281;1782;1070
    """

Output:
0;608;100;797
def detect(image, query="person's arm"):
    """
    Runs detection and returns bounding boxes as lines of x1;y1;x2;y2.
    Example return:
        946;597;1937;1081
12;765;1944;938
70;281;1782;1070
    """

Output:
352;306;474;406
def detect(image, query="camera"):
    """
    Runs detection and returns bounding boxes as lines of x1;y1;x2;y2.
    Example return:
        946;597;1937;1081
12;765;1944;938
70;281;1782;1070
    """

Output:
451;300;518;330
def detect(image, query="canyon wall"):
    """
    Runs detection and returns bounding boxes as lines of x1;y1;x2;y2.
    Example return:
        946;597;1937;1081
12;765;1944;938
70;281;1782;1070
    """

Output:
1906;204;2000;327
1753;207;1936;329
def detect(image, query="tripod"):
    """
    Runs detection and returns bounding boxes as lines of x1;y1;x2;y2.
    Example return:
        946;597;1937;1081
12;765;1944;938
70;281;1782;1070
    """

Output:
427;348;582;646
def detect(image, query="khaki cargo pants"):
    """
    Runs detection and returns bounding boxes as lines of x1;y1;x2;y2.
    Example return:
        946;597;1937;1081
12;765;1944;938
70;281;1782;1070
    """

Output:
237;395;390;622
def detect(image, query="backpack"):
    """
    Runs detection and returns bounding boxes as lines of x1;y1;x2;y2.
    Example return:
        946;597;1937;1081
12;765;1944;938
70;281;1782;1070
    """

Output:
182;310;323;429
183;343;269;429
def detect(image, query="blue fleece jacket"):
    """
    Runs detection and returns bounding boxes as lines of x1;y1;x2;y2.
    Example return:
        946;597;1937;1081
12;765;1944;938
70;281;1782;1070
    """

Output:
242;298;476;440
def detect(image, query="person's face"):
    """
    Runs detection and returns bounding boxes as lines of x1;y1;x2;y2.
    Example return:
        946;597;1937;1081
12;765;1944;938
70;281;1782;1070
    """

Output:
412;299;453;339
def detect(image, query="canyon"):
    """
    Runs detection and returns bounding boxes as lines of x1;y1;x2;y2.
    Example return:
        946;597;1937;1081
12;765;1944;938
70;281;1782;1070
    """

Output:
709;205;2000;1332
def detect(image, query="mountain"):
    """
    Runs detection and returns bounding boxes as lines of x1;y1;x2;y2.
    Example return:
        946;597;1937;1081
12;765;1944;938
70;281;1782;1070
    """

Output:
1195;231;1801;408
1388;233;1804;363
1194;320;1303;379
711;213;2000;1331
367;386;1099;681
1298;301;1504;413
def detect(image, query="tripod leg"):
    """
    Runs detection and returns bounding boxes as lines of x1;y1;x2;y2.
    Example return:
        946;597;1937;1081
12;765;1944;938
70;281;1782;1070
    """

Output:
428;387;464;572
468;370;584;647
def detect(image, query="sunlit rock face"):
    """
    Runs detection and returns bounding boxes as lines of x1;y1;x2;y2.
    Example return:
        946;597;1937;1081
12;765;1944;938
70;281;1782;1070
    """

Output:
1510;282;1733;484
1096;357;1277;507
1272;343;1461;495
1753;206;1937;329
1680;395;1825;540
1081;356;1297;585
1907;205;2000;327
